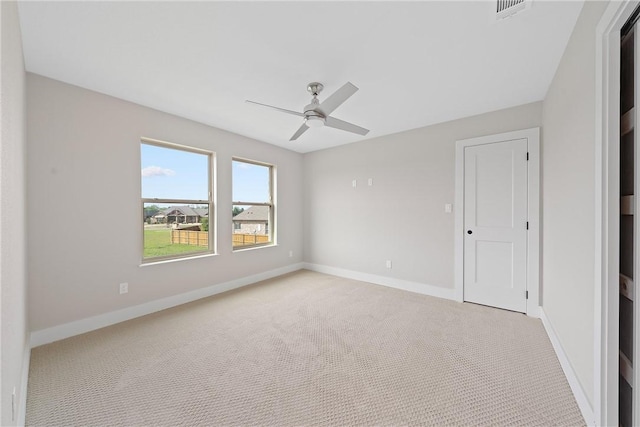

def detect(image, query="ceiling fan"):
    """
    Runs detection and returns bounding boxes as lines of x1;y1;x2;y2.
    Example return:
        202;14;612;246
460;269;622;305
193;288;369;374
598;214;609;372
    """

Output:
246;82;370;141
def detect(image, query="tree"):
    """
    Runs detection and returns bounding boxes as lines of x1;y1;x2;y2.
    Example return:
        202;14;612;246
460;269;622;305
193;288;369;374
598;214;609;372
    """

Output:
201;217;209;231
232;206;245;217
144;204;161;218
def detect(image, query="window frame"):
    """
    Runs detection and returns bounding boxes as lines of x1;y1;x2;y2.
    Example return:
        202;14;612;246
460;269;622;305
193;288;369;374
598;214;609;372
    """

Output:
232;157;275;251
141;137;215;263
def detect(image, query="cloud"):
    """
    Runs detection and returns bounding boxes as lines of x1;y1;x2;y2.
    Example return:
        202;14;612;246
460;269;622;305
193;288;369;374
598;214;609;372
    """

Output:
141;166;176;177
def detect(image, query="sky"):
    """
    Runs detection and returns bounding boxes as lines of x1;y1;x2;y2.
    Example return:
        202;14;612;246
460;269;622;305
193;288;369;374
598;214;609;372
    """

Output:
141;143;270;204
231;159;270;203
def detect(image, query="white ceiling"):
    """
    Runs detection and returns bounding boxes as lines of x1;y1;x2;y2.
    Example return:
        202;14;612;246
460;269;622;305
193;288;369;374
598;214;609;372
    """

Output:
17;1;583;154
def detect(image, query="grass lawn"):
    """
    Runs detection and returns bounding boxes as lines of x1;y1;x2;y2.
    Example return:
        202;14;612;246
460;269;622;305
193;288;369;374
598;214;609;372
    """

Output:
144;229;208;258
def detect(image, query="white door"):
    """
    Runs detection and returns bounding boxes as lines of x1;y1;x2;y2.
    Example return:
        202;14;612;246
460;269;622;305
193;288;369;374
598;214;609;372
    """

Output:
463;138;528;313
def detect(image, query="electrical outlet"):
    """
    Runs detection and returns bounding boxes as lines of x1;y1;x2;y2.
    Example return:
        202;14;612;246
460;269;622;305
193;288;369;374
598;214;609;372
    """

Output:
289;250;293;258
352;179;357;188
386;260;392;269
119;282;128;294
368;178;373;186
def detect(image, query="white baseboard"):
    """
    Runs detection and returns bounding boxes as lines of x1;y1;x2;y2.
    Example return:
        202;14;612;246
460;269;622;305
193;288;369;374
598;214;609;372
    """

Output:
18;344;30;426
540;307;595;426
30;263;304;348
303;263;456;301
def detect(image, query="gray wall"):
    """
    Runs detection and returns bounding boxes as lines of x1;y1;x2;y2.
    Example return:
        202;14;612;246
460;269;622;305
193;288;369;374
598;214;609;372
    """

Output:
1;1;28;425
27;74;304;332
303;102;542;289
541;0;608;407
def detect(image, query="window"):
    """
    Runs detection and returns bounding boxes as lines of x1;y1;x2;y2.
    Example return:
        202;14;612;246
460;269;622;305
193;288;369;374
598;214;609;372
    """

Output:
141;138;214;262
232;158;274;249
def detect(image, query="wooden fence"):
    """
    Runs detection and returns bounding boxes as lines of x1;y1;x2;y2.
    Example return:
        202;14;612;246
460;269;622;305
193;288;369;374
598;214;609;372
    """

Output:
171;230;269;247
233;234;270;247
171;230;208;247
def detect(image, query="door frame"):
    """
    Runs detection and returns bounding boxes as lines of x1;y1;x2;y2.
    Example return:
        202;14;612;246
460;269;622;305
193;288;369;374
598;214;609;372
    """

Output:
596;2;640;425
454;127;540;317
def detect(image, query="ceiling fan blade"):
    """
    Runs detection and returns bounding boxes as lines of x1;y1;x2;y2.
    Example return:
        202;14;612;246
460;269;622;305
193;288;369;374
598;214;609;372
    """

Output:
317;82;358;116
290;123;309;141
245;100;304;117
325;116;369;136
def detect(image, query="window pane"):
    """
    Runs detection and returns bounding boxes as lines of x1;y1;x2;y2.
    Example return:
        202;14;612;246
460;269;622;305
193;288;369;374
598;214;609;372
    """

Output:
143;203;209;259
232;161;270;203
141;140;213;262
142;144;208;200
232;205;271;248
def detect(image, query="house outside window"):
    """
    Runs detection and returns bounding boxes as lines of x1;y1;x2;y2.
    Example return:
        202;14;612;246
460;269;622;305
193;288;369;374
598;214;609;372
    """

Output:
232;158;274;249
141;138;214;262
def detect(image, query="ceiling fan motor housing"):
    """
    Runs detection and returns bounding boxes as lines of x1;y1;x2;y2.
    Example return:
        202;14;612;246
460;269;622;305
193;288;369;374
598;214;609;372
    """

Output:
304;97;325;127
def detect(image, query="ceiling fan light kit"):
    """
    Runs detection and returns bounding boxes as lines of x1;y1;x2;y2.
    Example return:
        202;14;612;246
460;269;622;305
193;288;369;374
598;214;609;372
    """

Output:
305;116;325;128
246;81;370;141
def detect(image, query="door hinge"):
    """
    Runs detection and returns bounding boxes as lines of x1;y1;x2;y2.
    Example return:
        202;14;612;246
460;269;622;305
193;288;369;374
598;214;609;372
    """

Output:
526;152;529;161
526;221;529;230
526;291;529;299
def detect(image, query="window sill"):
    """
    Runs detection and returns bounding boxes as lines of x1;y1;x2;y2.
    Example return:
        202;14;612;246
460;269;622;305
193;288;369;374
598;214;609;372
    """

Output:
232;243;277;253
140;252;217;267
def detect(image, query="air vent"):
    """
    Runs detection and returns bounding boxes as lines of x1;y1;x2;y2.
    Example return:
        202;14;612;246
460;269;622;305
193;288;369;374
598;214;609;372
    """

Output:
496;0;531;20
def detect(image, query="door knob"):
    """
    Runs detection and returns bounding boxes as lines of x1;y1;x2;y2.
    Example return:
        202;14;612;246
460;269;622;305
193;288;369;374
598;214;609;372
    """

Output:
467;230;473;234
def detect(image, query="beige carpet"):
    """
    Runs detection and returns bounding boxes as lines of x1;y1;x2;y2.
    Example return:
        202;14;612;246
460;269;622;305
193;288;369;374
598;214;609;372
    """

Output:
26;270;584;426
